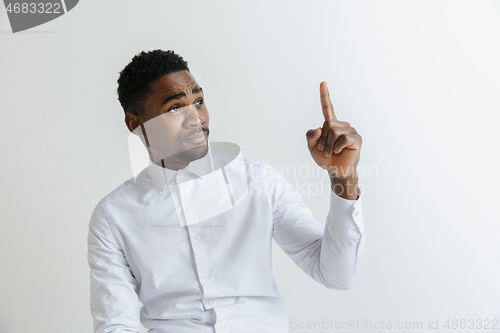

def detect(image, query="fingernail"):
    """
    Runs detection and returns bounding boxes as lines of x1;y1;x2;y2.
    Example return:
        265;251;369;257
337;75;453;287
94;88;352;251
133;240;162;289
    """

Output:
318;143;324;151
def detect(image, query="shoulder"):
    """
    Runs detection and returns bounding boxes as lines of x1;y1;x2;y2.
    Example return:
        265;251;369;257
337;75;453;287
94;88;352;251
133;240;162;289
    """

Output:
240;158;285;184
90;177;135;218
243;157;279;173
91;167;151;219
101;177;136;204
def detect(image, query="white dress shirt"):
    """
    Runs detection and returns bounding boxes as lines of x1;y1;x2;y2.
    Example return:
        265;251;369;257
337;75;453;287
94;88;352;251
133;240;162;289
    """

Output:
87;144;365;333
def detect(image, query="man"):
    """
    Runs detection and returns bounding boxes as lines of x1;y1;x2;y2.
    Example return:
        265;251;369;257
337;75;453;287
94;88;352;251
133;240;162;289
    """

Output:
87;49;364;333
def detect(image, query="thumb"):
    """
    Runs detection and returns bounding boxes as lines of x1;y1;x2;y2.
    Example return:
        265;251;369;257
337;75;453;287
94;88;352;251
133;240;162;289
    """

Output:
306;127;323;150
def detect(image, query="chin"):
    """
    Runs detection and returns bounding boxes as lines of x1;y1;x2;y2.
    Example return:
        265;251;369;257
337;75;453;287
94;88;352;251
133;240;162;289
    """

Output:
175;143;209;163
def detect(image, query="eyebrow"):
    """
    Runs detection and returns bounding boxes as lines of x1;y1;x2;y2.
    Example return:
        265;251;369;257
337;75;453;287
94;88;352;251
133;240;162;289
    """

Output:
162;87;203;105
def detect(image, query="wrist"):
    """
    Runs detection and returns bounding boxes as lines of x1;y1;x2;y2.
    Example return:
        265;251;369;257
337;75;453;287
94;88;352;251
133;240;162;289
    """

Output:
330;173;359;200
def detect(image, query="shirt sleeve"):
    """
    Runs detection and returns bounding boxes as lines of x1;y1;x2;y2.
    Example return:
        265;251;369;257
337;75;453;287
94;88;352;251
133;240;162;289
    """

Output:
87;202;142;333
265;162;364;290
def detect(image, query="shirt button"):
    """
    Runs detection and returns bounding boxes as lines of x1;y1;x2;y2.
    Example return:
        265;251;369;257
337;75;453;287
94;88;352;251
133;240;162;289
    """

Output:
184;197;190;202
203;275;209;280
194;235;200;241
208;299;214;305
219;324;225;330
354;210;360;217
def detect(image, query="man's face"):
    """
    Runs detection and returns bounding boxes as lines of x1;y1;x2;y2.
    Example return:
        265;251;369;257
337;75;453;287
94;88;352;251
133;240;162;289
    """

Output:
126;70;210;168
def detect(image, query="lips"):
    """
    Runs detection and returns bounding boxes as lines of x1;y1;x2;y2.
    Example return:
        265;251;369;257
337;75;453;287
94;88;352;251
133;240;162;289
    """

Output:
185;131;208;144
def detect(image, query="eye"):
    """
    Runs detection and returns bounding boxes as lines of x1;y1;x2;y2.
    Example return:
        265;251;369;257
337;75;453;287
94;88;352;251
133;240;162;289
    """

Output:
168;106;182;113
195;99;204;106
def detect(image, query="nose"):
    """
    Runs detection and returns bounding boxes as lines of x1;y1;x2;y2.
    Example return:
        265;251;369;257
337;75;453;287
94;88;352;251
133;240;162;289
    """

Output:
184;104;205;126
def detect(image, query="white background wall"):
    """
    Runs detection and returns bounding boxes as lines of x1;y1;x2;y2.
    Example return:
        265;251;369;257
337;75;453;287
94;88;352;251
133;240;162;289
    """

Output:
1;1;499;332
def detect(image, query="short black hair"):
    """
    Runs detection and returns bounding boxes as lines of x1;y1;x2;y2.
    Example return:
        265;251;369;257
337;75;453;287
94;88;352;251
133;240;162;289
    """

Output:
117;49;190;115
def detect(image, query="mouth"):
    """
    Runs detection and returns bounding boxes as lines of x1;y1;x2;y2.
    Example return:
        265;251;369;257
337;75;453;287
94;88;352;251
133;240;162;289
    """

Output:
185;130;208;144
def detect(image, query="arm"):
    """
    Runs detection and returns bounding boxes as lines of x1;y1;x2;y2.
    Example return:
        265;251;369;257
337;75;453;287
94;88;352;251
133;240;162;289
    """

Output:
271;81;365;289
267;162;364;290
87;202;141;333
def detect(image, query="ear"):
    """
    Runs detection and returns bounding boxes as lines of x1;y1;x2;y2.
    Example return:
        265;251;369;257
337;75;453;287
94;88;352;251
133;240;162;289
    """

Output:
125;112;140;132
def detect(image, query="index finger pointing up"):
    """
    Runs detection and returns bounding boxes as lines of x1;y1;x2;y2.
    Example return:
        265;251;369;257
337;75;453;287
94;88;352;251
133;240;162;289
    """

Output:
320;81;337;120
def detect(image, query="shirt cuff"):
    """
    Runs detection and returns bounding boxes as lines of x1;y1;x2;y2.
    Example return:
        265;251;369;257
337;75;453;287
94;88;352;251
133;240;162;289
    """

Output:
329;186;364;232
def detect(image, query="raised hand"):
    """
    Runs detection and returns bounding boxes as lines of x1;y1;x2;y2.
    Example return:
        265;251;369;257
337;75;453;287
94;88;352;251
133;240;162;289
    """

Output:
306;81;362;180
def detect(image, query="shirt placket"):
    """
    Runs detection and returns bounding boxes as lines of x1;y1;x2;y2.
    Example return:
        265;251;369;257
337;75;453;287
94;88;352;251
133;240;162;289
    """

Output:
178;174;231;332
